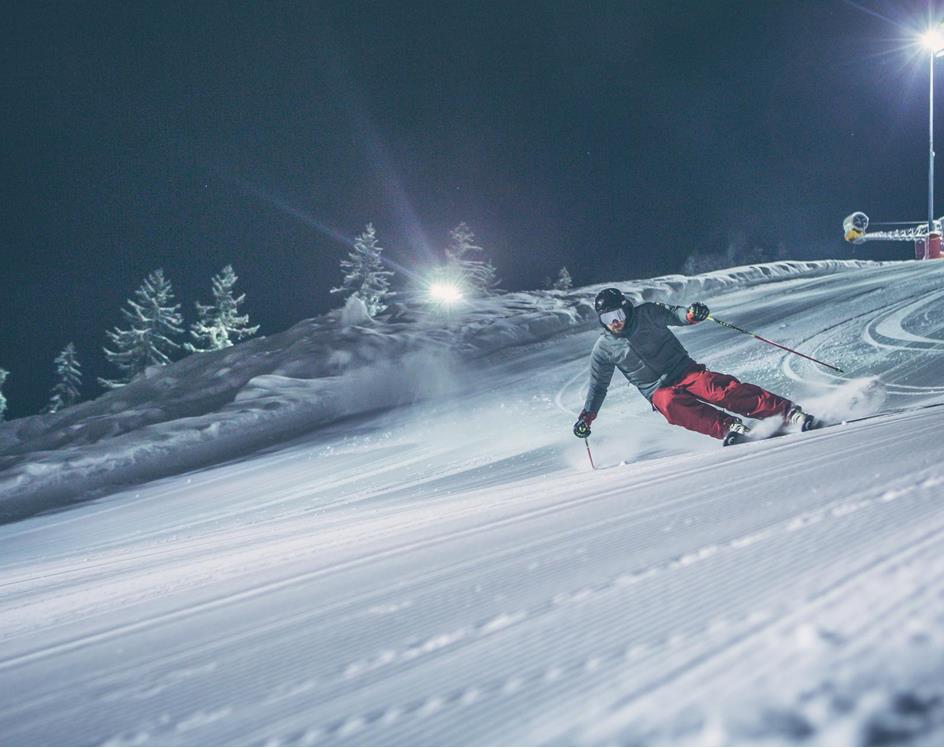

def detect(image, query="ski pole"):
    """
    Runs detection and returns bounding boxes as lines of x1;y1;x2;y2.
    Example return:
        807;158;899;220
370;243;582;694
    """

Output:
584;437;596;470
707;315;844;373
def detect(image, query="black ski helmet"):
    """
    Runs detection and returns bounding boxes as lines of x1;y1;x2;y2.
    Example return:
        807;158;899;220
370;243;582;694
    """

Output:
595;287;633;333
594;288;625;314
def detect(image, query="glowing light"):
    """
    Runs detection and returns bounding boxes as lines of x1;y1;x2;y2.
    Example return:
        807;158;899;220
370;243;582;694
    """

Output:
922;26;944;56
428;281;464;304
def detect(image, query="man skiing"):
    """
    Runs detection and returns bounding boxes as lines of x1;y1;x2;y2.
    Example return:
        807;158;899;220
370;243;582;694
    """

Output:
573;288;818;446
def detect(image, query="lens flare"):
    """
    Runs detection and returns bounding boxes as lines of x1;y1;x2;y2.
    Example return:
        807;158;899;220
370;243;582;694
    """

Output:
428;282;464;304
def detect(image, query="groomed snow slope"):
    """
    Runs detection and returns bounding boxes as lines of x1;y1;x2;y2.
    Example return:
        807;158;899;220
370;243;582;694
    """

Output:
0;260;877;522
2;260;944;745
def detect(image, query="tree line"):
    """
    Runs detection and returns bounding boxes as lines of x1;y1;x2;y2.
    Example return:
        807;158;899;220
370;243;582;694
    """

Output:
0;221;574;421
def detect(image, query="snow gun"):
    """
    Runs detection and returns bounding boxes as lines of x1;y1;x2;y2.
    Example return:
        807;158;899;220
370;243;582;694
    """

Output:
843;211;944;260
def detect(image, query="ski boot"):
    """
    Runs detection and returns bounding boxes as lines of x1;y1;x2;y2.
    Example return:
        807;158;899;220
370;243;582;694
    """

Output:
723;420;751;446
786;405;820;432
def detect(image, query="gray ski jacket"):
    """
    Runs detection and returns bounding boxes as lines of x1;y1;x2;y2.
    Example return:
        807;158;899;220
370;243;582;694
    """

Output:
582;302;697;413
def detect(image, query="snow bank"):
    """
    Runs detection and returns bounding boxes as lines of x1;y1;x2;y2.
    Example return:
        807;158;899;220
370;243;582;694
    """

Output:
0;260;880;521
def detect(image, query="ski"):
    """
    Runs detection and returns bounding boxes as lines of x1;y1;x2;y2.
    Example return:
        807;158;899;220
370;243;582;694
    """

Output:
736;400;944;446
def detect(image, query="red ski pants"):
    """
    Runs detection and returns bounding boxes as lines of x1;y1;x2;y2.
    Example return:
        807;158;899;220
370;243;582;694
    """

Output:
650;366;793;440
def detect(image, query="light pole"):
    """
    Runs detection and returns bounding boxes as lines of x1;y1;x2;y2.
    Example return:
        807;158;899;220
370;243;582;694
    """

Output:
921;27;944;256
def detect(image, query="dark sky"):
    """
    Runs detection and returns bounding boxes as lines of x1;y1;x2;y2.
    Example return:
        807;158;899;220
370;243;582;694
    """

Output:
1;0;941;418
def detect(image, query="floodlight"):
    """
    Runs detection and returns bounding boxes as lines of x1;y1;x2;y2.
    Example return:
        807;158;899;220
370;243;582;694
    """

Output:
428;281;464;304
922;27;944;56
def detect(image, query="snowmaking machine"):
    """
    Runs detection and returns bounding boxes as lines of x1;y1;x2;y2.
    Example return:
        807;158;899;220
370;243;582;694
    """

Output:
843;211;943;259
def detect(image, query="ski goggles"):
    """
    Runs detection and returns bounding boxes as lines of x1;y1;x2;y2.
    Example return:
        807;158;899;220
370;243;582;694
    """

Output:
599;308;626;327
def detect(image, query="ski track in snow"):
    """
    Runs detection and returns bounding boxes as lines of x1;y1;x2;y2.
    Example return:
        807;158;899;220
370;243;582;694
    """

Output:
2;261;944;745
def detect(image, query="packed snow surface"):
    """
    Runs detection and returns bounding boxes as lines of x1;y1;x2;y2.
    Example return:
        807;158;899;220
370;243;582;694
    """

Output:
2;260;944;745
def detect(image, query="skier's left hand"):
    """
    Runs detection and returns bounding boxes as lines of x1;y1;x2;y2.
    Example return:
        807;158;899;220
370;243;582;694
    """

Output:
573;410;595;438
686;302;709;323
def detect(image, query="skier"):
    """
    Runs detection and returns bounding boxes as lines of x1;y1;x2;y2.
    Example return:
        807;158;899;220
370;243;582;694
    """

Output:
573;288;819;446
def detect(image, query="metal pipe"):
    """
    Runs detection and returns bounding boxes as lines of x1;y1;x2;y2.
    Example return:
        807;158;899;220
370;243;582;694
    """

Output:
930;50;936;257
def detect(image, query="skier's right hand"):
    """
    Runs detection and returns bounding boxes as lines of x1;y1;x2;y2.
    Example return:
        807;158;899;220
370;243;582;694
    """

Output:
686;302;710;323
573;410;596;438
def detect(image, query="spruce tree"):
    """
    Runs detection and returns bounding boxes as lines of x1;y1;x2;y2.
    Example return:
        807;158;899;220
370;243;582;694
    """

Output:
445;222;499;296
330;223;394;317
186;265;259;352
46;343;82;413
553;266;573;291
100;269;184;388
0;368;8;422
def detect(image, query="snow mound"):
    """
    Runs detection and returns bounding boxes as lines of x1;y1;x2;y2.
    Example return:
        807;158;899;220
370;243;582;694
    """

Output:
339;294;372;326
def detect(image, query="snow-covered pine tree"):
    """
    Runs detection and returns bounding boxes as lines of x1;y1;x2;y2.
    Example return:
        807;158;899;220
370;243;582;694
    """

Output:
186;265;260;352
0;368;8;421
330;223;395;317
46;343;82;413
445;222;499;296
100;269;184;388
553;266;573;290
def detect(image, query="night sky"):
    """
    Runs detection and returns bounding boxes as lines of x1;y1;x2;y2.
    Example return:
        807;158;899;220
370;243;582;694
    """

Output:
1;0;940;418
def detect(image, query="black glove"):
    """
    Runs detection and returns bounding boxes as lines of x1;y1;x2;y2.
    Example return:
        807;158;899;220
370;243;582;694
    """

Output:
686;302;709;323
573;410;596;438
